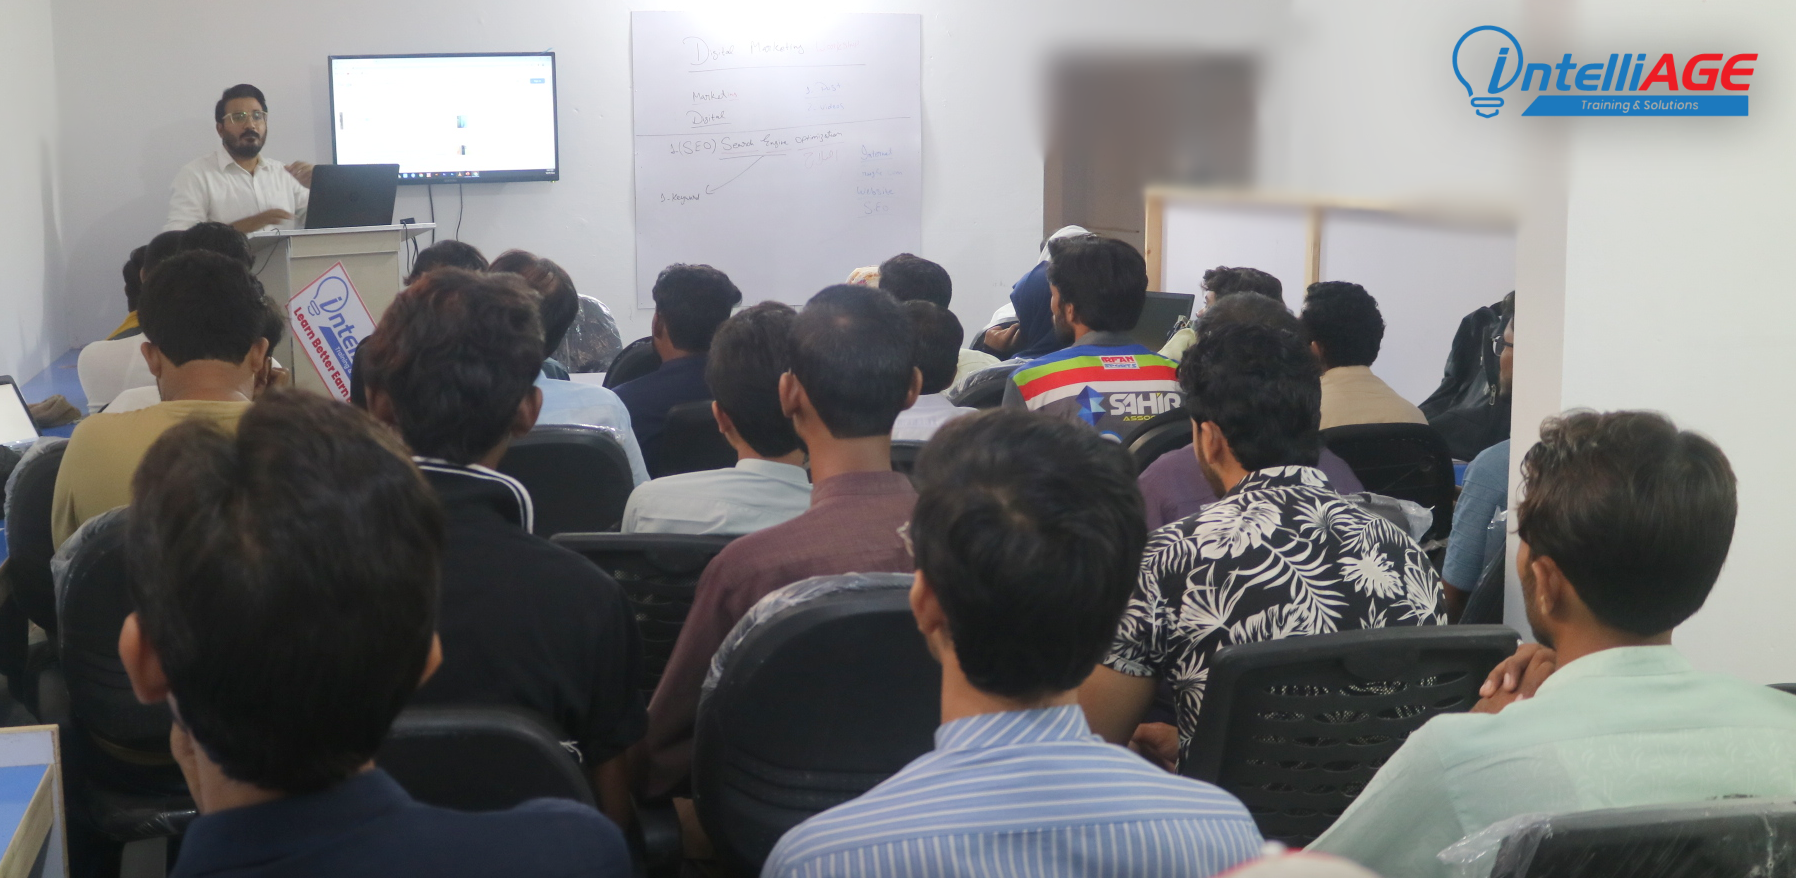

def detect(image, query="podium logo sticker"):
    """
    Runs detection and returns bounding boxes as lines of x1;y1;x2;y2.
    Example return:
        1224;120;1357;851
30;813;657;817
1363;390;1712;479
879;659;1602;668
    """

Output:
289;261;377;402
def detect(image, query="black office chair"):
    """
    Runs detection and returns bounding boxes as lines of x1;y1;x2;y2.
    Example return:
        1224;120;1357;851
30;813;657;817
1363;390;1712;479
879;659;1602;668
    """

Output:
1127;410;1193;474
1477;798;1796;878
1183;625;1517;846
652;400;736;478
693;574;940;874
1322;423;1458;544
3;438;67;636
552;533;738;701
379;707;595;811
496;425;635;537
603;337;662;389
947;363;1022;409
889;440;925;477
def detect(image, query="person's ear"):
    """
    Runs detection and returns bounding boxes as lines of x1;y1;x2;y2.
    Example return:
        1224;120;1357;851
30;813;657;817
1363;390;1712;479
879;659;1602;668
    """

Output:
910;572;950;661
650;312;665;341
365;388;399;428
141;341;165;380
1530;552;1572;622
215;120;228;140
779;371;804;421
904;367;923;410
118;614;171;705
243;337;270;370
1309;340;1325;363
513;386;543;438
1198;420;1227;464
419;633;443;688
711;401;740;441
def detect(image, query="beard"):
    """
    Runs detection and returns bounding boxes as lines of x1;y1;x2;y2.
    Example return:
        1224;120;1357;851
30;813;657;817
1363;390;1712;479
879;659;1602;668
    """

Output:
1052;309;1075;343
1195;442;1227;498
223;130;264;160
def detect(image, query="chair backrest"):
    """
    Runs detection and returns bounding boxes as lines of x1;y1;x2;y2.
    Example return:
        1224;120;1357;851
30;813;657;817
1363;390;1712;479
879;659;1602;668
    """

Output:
496;425;634;537
1128;412;1194;474
889;440;925;476
1321;423;1458;543
947;363;1022;409
379;706;595;811
1183;624;1517;847
652;400;737;478
1481;798;1796;878
3;439;67;634
551;533;738;700
603;336;661;389
693;574;941;872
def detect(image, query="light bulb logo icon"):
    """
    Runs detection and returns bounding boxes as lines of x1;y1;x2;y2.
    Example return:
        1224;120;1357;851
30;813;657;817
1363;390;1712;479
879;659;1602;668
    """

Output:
1452;25;1524;118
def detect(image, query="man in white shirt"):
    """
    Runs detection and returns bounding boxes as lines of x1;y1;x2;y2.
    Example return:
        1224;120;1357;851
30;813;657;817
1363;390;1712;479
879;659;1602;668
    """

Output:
165;84;313;233
892;301;977;443
622;303;811;535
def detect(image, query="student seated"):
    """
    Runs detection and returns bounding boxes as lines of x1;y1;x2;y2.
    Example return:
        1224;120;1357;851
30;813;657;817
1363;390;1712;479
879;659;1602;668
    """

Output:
891;301;977;443
1159;264;1284;361
876;253;997;383
1440;316;1515;618
358;269;646;828
1307;410;1796;878
765;409;1263;877
1079;321;1443;769
621;302;810;535
407;239;488;285
639;284;920;797
1301;281;1427;430
613;263;743;470
992;225;1090;360
119;391;628;878
76;244;156;412
52;251;270;547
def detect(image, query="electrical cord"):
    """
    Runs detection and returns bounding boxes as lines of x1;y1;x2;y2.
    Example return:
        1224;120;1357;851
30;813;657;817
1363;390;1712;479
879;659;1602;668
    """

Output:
456;183;465;240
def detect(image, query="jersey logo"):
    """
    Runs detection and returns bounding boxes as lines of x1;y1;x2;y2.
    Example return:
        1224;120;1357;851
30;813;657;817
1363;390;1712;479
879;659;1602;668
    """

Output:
1099;355;1139;370
1077;386;1107;425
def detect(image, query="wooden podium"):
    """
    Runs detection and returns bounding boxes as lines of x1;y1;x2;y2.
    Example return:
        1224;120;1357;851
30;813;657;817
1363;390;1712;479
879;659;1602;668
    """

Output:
249;223;434;397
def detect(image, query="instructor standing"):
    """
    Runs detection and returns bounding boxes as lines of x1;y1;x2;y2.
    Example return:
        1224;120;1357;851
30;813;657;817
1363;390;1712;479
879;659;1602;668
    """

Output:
164;84;314;233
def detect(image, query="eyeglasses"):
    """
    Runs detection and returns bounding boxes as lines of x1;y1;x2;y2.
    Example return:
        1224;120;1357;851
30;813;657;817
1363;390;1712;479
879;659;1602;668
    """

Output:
1492;335;1513;355
221;110;268;126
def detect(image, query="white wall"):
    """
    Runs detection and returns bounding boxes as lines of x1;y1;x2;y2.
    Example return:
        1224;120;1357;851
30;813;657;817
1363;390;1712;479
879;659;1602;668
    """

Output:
0;0;62;382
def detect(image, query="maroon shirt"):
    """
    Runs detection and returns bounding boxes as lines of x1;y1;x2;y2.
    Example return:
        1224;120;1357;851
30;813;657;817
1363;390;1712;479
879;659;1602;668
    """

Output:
640;470;918;797
1138;445;1365;530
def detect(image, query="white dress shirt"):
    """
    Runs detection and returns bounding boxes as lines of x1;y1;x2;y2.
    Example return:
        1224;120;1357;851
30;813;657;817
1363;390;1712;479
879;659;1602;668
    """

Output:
534;375;649;485
164;146;309;232
891;393;977;443
621;458;812;536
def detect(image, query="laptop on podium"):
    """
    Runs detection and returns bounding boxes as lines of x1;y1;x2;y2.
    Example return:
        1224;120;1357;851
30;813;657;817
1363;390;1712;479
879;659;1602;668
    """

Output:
304;163;400;229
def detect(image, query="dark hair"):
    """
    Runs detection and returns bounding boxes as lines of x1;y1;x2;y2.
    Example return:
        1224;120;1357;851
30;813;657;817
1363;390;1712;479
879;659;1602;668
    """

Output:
912;409;1146;699
127;390;443;794
143;230;184;279
489;250;579;355
1202;266;1283;301
406;240;488;285
903;301;963;395
652;264;742;352
1180;321;1321;469
123;246;147;312
177;221;253;268
1301;281;1383;368
1199;289;1302;338
792;285;916;438
214;84;267;123
1046;235;1148;332
139;251;271;367
878;253;952;308
706;302;802;458
1518;410;1737;636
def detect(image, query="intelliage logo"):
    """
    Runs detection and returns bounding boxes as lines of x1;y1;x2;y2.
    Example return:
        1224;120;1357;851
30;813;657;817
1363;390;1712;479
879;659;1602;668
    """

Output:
1451;25;1756;117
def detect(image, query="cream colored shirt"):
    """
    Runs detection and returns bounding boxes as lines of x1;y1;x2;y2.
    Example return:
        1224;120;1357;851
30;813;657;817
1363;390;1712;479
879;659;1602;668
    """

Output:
50;399;250;547
1318;365;1427;430
164;146;309;232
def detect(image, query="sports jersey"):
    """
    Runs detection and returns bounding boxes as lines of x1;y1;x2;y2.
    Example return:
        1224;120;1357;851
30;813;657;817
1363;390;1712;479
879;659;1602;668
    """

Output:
1004;331;1182;440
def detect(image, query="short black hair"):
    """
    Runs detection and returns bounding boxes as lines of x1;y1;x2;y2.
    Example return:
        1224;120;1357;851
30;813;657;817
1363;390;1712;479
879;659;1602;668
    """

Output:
792;285;916;438
359;269;544;464
1199;289;1302;337
407;240;488;285
1302;281;1384;368
1046;235;1148;332
489;250;579;355
214;84;267;123
177;221;253;269
903;301;963;395
143;230;184;278
139;251;271;367
1202;266;1283;301
1180;321;1321;470
1518;410;1736;636
123;246;147;312
127;390;443;794
652;264;742;352
878;253;952;308
706;302;802;458
912;409;1146;700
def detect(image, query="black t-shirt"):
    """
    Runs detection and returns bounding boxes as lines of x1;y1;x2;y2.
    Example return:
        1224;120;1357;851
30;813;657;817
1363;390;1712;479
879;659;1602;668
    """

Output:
411;461;646;764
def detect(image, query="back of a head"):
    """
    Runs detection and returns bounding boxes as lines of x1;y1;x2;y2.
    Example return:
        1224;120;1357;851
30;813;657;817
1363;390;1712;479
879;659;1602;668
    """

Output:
1181;321;1322;470
792;285;916;438
903;300;964;396
1518;410;1737;635
1199;290;1302;340
143;230;184;280
123;246;147;312
489;249;579;355
706;302;802;458
1301;281;1384;368
1046;235;1149;332
126;390;444;794
408;239;489;285
652;263;743;353
177;221;253;269
139;250;270;367
878;253;952;309
912;409;1146;700
1203;266;1284;302
359;269;544;464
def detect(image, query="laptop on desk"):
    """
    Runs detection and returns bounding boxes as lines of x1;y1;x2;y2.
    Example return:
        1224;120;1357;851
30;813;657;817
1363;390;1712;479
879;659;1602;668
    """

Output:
1131;291;1198;351
304;164;400;229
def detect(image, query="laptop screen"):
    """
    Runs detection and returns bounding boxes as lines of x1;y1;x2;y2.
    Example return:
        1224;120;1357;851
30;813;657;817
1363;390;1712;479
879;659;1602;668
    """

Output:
0;378;39;448
1131;291;1197;351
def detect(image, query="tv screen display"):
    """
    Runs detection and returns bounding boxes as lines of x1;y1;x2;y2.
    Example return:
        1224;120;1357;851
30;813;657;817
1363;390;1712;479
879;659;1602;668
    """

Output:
329;53;559;184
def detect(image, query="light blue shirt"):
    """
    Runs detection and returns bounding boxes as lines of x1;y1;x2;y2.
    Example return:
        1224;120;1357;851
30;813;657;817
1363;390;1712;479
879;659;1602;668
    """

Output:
534;376;648;485
1443;439;1510;590
621;458;811;536
763;704;1262;878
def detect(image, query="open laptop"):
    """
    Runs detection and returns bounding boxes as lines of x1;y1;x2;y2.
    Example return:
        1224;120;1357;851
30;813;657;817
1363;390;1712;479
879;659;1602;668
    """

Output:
1131;291;1198;350
304;164;400;229
0;376;39;451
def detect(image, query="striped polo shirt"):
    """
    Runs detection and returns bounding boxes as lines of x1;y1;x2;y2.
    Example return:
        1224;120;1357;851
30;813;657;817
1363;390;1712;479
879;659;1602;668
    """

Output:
762;705;1263;878
1007;335;1182;440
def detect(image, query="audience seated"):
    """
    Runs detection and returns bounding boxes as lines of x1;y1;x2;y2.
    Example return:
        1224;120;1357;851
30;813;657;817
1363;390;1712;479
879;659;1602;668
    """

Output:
877;253;997;384
765;409;1263;877
891;301;977;443
1307;410;1796;878
52;250;270;547
1441;316;1515;618
1159;264;1284;361
1078;320;1443;768
613;263;743;471
406;239;489;285
1002;234;1182;440
119;391;629;878
990;225;1089;361
1301;281;1427;430
357;268;646;828
638;284;920;797
621;302;811;535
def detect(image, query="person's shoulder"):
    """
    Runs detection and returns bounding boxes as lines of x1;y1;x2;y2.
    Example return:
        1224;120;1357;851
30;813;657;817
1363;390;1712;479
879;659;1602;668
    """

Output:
396;797;629;876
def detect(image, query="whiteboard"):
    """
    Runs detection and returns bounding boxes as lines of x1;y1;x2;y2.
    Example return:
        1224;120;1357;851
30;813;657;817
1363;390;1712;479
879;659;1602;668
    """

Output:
1161;201;1309;314
631;12;922;308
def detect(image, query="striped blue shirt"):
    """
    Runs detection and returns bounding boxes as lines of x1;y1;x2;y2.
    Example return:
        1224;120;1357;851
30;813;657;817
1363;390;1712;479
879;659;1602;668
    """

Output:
762;705;1262;878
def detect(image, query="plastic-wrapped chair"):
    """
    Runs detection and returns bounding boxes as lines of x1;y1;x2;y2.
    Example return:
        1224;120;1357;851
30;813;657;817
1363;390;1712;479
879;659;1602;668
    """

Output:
550;295;626;374
1440;797;1796;878
379;707;595;811
495;425;634;537
1322;422;1458;545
